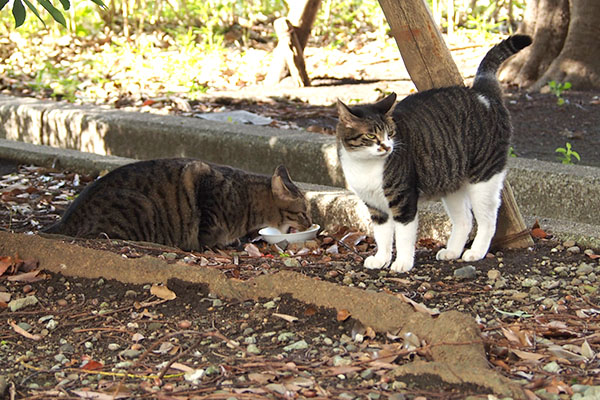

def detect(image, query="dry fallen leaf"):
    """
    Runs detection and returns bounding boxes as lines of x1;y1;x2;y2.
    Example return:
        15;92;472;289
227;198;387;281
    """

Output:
336;309;351;322
9;320;42;341
397;293;440;316
7;270;44;283
511;348;545;362
150;283;176;300
244;243;263;257
272;313;298;323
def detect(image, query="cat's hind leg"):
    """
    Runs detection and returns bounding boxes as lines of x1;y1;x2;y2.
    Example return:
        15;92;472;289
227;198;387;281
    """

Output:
364;216;394;270
462;171;505;261
436;187;473;261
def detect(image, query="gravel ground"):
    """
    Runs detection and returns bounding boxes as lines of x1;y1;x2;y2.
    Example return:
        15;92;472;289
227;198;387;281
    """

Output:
1;163;600;399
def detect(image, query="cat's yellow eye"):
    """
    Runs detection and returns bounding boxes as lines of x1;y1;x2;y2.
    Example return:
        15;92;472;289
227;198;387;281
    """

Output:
365;134;376;140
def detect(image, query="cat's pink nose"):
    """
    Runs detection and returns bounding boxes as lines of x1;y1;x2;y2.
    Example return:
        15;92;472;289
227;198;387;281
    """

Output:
379;143;390;153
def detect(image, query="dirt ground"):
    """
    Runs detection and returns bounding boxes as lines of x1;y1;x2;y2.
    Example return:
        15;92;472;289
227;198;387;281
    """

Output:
1;163;600;400
1;37;600;399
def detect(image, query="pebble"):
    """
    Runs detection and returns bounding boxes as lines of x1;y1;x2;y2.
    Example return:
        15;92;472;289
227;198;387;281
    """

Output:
521;278;539;288
121;349;142;359
108;343;120;351
487;269;501;281
8;295;39;312
454;265;477;279
577;263;594;276
246;344;261;354
178;320;192;329
263;301;276;309
57;299;68;307
283;340;308;351
333;355;352;366
283;258;300;267
563;240;576;248
567;246;581;254
59;343;74;354
124;290;137;298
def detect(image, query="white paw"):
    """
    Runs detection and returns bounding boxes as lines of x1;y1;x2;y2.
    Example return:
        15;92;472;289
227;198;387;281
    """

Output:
390;255;414;273
461;249;486;262
364;255;389;270
436;248;461;261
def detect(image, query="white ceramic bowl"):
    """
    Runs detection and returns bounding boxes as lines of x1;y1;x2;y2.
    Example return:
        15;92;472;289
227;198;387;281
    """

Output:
259;224;320;244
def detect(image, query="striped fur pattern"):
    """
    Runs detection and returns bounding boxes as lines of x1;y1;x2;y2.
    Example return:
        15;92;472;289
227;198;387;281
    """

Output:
336;35;532;273
43;159;311;250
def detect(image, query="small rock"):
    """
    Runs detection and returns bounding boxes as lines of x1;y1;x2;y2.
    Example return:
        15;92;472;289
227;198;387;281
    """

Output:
454;265;477;279
283;340;308;351
487;269;501;281
17;322;32;332
563;240;576;248
121;349;142;359
59;343;74;354
567;246;581;254
147;322;162;331
124;290;137;298
108;343;120;351
283;258;300;268
178;320;192;329
263;301;276;309
162;252;178;260
57;299;68;307
277;332;295;342
577;263;594;276
246;344;261;354
8;295;39;312
521;278;539;288
333;355;352;366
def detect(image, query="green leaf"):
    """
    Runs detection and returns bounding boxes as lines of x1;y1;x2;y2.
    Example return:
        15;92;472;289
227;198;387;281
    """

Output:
0;0;9;11
555;148;566;154
88;0;106;9
37;0;66;26
564;82;572;90
58;0;70;10
22;0;46;27
12;0;26;27
572;151;581;161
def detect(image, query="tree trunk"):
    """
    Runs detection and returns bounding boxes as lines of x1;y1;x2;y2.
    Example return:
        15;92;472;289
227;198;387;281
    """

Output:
500;0;600;90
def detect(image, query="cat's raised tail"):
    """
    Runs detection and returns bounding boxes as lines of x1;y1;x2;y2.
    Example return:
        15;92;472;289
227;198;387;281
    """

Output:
472;34;532;97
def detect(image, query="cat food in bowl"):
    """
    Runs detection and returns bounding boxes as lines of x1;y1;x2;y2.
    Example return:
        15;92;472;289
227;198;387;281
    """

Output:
259;224;320;244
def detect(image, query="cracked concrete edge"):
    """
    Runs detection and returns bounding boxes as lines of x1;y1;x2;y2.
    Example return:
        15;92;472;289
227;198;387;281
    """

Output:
0;94;599;226
1;138;599;249
0;230;523;398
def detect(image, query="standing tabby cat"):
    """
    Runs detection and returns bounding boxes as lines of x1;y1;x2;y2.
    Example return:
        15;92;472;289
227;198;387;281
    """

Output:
336;35;532;273
43;159;311;250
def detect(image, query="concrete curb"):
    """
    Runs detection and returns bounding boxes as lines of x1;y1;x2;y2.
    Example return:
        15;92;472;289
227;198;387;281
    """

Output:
0;94;598;249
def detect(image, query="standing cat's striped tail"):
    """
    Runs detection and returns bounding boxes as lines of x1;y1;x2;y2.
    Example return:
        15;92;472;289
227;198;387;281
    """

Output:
472;35;532;97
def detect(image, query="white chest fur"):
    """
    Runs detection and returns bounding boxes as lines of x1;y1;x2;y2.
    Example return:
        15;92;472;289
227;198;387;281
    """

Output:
339;148;389;212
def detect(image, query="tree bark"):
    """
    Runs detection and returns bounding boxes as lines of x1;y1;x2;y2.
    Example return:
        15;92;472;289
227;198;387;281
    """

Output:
500;0;600;90
265;0;321;86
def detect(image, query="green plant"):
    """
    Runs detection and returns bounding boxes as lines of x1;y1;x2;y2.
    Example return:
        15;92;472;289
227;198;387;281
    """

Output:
0;0;104;28
548;80;572;106
508;146;517;158
555;142;581;165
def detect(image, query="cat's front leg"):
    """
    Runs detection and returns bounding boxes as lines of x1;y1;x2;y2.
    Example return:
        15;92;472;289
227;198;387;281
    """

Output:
364;208;394;270
390;217;418;273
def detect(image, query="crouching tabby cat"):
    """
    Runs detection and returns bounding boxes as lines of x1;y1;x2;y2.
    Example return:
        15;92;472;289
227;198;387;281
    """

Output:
43;159;312;250
336;35;532;273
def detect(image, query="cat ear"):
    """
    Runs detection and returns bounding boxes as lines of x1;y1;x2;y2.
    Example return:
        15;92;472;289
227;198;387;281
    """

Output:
374;92;397;114
271;165;298;203
337;99;362;127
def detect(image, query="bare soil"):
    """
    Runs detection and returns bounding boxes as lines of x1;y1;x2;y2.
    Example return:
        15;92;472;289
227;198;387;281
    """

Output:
1;163;600;400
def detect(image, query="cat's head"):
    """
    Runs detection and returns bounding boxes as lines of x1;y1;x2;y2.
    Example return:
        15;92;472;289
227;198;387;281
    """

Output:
336;93;397;159
270;165;312;233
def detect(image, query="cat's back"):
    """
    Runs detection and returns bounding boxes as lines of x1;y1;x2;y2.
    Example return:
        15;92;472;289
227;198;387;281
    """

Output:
390;86;510;196
43;158;213;243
